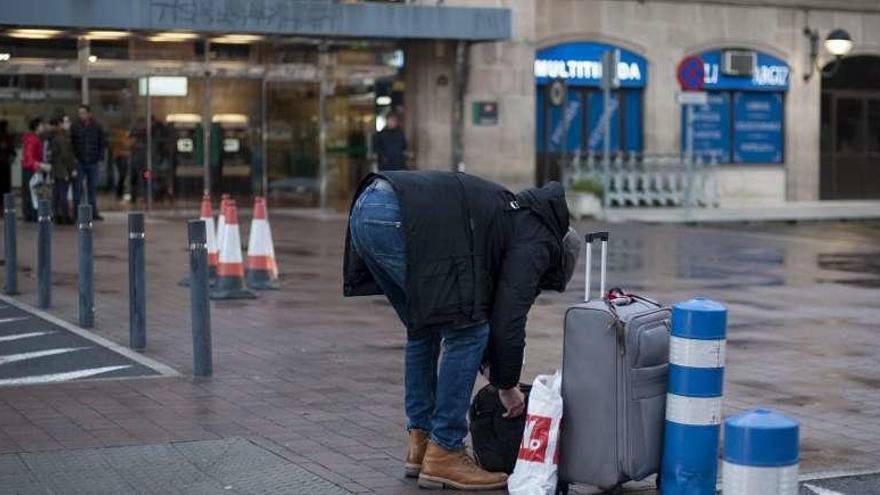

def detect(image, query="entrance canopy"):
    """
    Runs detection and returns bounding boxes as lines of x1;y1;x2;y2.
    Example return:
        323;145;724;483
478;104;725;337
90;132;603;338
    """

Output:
0;0;510;41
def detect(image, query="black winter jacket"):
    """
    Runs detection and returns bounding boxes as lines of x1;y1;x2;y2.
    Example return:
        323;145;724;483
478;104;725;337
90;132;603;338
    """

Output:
343;171;571;389
372;128;407;170
70;120;105;165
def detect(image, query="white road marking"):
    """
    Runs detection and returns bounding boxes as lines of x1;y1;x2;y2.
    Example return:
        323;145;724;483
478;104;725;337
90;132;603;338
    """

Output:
0;347;89;365
0;294;178;377
0;365;132;386
0;331;55;343
804;483;847;495
0;316;29;324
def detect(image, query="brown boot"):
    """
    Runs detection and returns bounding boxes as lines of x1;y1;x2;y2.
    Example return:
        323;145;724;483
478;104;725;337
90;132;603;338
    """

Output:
417;442;507;490
405;430;429;478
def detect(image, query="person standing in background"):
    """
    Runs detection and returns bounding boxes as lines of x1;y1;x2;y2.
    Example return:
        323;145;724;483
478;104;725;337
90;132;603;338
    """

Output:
372;113;408;171
47;115;76;224
70;104;106;220
0;120;15;197
110;126;133;203
20;117;46;222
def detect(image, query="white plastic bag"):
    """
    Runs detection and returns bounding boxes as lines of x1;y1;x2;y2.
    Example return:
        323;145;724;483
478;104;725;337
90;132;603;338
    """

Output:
508;370;563;495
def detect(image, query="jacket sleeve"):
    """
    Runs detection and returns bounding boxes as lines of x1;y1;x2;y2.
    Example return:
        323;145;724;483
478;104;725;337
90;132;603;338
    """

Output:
487;240;552;389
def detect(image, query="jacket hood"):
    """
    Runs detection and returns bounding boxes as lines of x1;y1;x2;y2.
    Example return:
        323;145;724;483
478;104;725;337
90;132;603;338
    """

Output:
515;181;572;291
515;181;569;242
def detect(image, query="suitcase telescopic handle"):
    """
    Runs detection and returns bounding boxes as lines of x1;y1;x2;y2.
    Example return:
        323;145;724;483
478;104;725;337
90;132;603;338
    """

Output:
584;232;609;303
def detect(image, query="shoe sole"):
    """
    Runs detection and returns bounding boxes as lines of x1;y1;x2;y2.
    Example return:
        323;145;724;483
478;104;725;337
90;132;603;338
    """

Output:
404;463;421;478
417;474;507;491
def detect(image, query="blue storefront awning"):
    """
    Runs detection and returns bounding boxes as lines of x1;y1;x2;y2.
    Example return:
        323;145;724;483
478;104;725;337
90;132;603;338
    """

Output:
535;41;648;88
695;49;790;91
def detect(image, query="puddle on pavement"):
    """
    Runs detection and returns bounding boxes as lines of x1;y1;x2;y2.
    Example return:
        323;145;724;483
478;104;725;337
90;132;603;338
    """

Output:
843;373;880;389
817;252;880;287
93;253;123;261
274;246;317;257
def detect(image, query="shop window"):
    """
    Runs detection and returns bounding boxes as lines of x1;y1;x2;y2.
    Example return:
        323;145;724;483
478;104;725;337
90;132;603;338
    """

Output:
680;49;789;164
535;41;647;159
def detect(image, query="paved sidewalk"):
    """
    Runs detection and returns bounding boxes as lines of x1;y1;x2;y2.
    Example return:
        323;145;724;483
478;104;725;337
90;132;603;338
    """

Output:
0;215;878;493
603;200;880;223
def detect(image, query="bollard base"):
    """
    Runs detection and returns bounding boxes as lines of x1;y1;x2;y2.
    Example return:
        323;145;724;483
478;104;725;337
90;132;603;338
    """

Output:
245;270;280;290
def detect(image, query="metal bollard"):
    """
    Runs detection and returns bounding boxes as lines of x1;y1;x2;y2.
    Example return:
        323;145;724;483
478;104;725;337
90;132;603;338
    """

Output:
188;220;212;376
661;298;727;495
36;199;52;309
722;409;799;495
128;212;146;350
77;205;94;327
4;193;17;295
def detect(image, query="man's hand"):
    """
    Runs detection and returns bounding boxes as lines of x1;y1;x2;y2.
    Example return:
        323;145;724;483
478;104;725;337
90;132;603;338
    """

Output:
498;386;525;419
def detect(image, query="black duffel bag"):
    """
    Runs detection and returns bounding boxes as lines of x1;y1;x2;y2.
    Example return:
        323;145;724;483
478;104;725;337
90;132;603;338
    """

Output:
468;383;532;474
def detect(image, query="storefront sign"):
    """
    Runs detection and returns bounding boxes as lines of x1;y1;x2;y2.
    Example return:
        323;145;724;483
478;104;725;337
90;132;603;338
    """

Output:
695;50;790;91
472;101;499;126
684;92;731;161
733;92;783;163
535;41;647;88
138;76;188;97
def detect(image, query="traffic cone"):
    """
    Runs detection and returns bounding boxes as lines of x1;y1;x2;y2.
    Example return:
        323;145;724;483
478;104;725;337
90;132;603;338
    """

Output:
245;196;280;290
210;202;256;300
216;193;231;253
179;193;218;287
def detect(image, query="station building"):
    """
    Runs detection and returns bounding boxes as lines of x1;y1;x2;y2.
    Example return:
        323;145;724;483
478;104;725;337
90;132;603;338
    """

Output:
0;0;878;208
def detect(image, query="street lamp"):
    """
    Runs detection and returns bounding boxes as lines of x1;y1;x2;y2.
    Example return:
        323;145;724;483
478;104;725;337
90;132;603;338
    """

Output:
803;27;854;81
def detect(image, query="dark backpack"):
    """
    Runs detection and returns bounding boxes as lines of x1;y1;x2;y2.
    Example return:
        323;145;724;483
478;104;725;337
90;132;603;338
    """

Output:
468;383;531;474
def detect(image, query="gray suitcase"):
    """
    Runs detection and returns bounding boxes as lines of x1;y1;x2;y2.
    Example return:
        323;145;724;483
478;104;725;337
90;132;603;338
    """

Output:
558;232;670;492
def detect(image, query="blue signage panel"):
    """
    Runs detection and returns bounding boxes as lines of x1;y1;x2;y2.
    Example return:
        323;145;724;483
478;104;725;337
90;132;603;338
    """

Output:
587;92;620;151
682;92;731;161
732;92;783;163
535;42;648;88
545;91;584;153
696;50;789;91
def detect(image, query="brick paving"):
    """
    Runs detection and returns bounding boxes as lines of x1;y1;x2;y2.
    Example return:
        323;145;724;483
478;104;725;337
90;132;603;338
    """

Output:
0;212;879;493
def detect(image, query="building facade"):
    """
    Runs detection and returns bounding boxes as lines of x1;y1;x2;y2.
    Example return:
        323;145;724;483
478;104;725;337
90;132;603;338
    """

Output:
1;0;879;208
424;0;880;203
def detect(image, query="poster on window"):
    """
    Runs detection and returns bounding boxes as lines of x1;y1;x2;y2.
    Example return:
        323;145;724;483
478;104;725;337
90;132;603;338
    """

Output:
683;91;730;162
733;92;783;163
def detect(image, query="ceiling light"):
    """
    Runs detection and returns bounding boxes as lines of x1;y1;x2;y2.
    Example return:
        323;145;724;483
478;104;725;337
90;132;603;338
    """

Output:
84;30;130;40
211;34;264;44
147;32;199;42
6;29;63;39
824;29;853;57
212;113;249;125
375;96;392;106
88;55;98;63
166;113;202;124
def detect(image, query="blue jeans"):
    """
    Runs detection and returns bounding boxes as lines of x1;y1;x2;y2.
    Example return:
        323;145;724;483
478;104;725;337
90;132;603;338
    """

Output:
74;162;99;215
349;179;489;451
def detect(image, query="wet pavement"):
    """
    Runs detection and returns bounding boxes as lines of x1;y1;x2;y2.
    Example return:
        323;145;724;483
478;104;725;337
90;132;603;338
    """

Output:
0;213;878;493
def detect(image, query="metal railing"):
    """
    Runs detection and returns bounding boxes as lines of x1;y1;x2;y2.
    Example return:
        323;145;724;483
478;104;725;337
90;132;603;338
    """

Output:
564;151;721;208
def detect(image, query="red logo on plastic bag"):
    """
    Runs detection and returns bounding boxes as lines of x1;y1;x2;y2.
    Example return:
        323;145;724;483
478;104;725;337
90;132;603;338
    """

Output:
518;415;551;462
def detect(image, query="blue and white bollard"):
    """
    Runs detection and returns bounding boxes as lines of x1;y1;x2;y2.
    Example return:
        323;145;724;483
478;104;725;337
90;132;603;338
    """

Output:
722;409;799;495
661;298;727;495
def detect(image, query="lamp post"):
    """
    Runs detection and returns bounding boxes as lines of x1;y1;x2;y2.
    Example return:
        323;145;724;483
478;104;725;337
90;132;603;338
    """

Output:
803;27;854;80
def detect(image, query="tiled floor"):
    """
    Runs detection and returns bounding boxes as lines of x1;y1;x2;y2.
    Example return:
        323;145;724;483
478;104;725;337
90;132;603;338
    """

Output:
0;213;878;493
